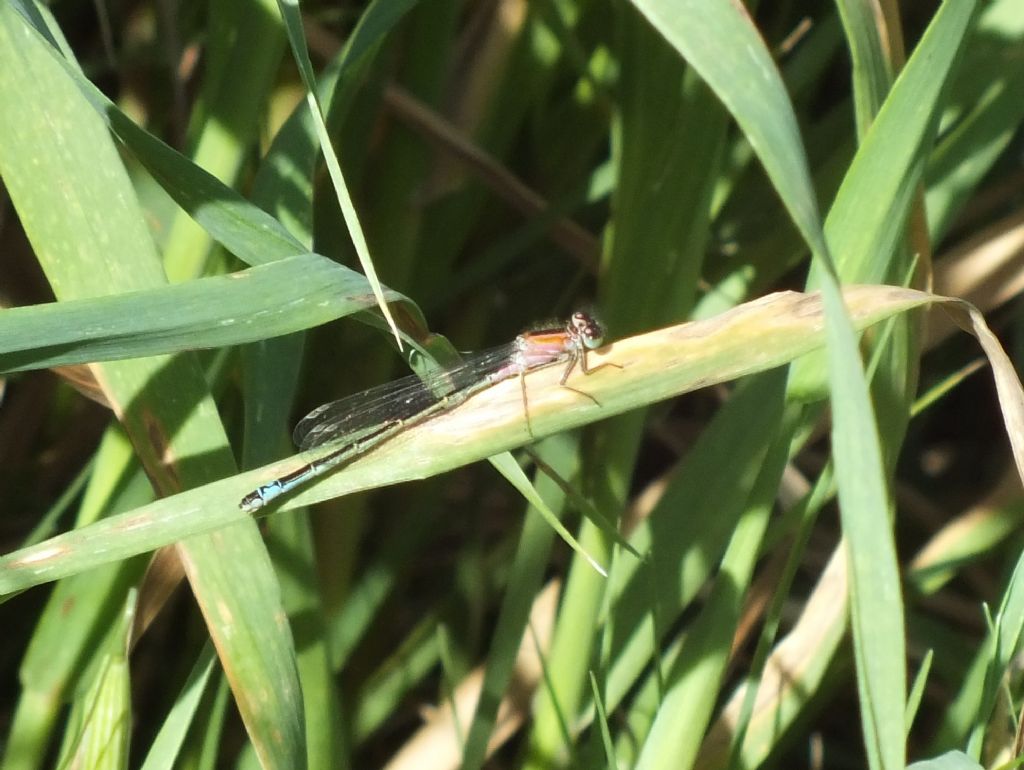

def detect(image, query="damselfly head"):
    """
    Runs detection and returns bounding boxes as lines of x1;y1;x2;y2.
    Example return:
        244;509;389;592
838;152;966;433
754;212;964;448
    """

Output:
570;311;605;349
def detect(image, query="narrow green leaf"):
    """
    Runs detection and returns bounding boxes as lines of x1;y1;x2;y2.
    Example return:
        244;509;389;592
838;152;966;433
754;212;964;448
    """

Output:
275;0;404;342
57;594;134;770
835;0;896;136
626;0;828;258
459;436;579;770
161;0;287;281
589;672;619;770
633;397;790;770
0;254;403;373
925;0;1024;242
139;646;218;770
490;453;607;576
906;649;934;738
599;371;788;717
907;751;984;770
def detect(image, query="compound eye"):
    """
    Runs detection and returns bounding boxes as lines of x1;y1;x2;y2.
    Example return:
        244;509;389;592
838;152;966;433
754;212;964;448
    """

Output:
572;311;605;349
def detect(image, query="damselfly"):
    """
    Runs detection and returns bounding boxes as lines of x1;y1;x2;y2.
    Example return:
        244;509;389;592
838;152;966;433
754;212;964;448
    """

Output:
239;311;609;512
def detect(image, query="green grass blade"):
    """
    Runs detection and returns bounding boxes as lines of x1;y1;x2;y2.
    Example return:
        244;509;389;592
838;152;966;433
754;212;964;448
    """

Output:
266;512;350;770
965;554;1024;759
56;593;134;770
822;283;904;770
589;671;618;770
275;0;405;342
9;4;309;266
825;0;978;283
459;435;579;770
718;461;837;769
599;371;788;717
627;0;828;258
835;0;896;137
489;452;607;576
0;254;403;373
925;0;1024;242
908;751;984;770
161;0;286;281
139;646;218;770
633;399;790;770
906;649;934;738
5;428;150;768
